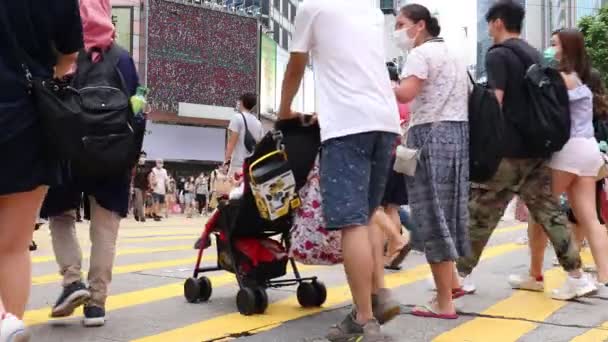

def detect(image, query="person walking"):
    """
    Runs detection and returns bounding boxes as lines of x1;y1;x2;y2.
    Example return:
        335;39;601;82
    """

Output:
393;4;470;319
0;1;82;340
151;159;169;221
133;152;150;222
455;0;595;301
195;173;209;216
514;29;608;295
44;0;141;327
225;93;264;176
184;176;196;218
279;1;402;340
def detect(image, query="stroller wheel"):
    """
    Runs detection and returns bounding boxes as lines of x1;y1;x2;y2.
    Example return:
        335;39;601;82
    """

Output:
197;277;213;302
236;287;258;316
297;281;327;308
254;288;269;314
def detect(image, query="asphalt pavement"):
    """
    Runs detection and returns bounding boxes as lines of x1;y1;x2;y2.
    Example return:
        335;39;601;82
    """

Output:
25;215;608;342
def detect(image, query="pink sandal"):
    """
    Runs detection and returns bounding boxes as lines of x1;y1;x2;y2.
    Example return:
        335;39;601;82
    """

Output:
412;304;458;320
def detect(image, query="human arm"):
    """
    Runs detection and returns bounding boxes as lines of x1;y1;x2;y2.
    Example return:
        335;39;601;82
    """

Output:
278;53;309;119
485;50;507;106
277;3;315;120
394;49;427;103
225;116;241;163
53;0;83;78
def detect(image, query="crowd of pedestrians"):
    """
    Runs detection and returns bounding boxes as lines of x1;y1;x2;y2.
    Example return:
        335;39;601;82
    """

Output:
277;0;608;341
1;0;608;341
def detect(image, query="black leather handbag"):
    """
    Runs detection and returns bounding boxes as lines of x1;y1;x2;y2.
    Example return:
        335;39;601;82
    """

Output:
0;1;83;160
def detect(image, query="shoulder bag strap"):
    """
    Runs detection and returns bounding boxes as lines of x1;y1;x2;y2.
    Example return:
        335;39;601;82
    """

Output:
239;112;251;135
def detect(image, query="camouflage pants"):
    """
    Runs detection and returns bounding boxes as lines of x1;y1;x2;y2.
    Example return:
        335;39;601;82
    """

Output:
456;158;581;275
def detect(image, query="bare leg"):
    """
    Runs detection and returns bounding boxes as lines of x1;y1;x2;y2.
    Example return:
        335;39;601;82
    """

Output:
430;261;457;314
370;211;387;293
569;177;608;283
0;187;47;318
341;225;374;323
528;222;549;278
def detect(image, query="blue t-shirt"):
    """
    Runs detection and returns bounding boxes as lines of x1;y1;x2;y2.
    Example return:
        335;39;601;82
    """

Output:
0;0;83;142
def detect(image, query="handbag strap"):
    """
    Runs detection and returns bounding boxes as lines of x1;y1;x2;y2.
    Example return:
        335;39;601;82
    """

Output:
239;112;250;135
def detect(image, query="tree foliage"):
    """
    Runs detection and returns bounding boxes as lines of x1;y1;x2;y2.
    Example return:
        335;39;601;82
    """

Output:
579;6;608;86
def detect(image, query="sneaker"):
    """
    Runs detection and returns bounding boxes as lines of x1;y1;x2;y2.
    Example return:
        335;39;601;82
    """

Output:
552;273;597;301
51;281;91;318
0;313;29;342
508;274;544;292
372;289;401;325
83;306;106;327
326;312;388;342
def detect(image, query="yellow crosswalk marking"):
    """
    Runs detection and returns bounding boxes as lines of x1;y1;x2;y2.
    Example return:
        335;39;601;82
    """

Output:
131;243;526;342
32;256;203;286
32;245;193;264
570;322;608;342
433;250;595;342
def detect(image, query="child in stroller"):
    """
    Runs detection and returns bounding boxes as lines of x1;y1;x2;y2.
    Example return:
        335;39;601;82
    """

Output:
184;118;327;316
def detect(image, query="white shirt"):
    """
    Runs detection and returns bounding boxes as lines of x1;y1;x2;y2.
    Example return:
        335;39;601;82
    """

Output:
228;111;264;170
152;167;168;195
401;41;468;127
290;0;400;142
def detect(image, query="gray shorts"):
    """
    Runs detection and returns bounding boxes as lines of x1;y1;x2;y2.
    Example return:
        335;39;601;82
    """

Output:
320;131;396;230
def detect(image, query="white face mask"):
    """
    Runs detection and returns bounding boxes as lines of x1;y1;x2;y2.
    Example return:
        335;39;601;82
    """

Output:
393;28;416;52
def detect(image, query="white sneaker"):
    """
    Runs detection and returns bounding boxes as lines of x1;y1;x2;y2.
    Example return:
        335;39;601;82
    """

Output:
508;274;544;292
427;274;477;294
0;313;29;342
552;273;598;301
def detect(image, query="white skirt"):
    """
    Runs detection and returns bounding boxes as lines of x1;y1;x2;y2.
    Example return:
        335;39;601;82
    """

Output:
549;137;603;177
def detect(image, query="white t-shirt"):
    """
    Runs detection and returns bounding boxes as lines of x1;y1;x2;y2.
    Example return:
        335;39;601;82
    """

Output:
228;111;264;170
152;167;168;195
401;40;468;127
290;0;400;142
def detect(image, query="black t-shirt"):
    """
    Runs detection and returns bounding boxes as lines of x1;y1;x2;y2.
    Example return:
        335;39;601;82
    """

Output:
0;0;83;139
486;38;542;158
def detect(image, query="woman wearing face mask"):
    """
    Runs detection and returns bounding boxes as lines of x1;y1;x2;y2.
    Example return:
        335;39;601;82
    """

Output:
532;29;608;292
393;4;470;319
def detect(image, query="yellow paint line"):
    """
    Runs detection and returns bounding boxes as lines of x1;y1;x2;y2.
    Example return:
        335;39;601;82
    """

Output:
495;224;526;234
32;256;204;286
31;245;193;264
131;243;526;342
434;250;595;342
118;230;203;238
26;265;318;326
570;321;608;342
117;235;200;243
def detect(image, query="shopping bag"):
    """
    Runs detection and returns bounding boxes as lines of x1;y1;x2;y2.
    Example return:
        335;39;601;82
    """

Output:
289;156;342;265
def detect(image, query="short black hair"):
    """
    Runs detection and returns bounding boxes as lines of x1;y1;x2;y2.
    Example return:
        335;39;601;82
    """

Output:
239;93;257;111
486;0;525;33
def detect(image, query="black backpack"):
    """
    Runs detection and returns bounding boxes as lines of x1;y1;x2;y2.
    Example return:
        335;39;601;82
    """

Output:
491;43;571;157
70;46;137;178
468;72;505;182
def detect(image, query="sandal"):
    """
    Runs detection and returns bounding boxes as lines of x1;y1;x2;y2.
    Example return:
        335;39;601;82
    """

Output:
384;244;412;270
411;304;458;320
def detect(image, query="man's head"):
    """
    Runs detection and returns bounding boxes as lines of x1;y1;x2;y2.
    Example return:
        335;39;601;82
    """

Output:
237;93;257;113
139;151;147;165
486;0;525;44
155;159;164;169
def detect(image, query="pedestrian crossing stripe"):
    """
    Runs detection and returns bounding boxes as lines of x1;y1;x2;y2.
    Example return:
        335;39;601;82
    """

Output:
31;245;193;264
433;251;595;342
131;243;527;342
25;264;320;326
570;321;608;342
31;256;201;286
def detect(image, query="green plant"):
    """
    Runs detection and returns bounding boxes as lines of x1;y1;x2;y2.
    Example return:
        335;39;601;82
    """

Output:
579;6;608;86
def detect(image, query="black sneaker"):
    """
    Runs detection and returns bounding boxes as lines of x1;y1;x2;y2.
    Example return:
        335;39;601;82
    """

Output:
83;306;106;327
51;282;91;318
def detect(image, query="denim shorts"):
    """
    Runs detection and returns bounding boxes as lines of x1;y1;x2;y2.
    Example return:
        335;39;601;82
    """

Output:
152;193;166;204
320;131;397;230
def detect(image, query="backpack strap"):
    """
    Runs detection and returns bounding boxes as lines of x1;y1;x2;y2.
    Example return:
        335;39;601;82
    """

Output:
489;40;537;70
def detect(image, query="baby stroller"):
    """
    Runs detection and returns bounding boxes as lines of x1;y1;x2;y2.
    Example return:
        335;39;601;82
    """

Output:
184;118;327;316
